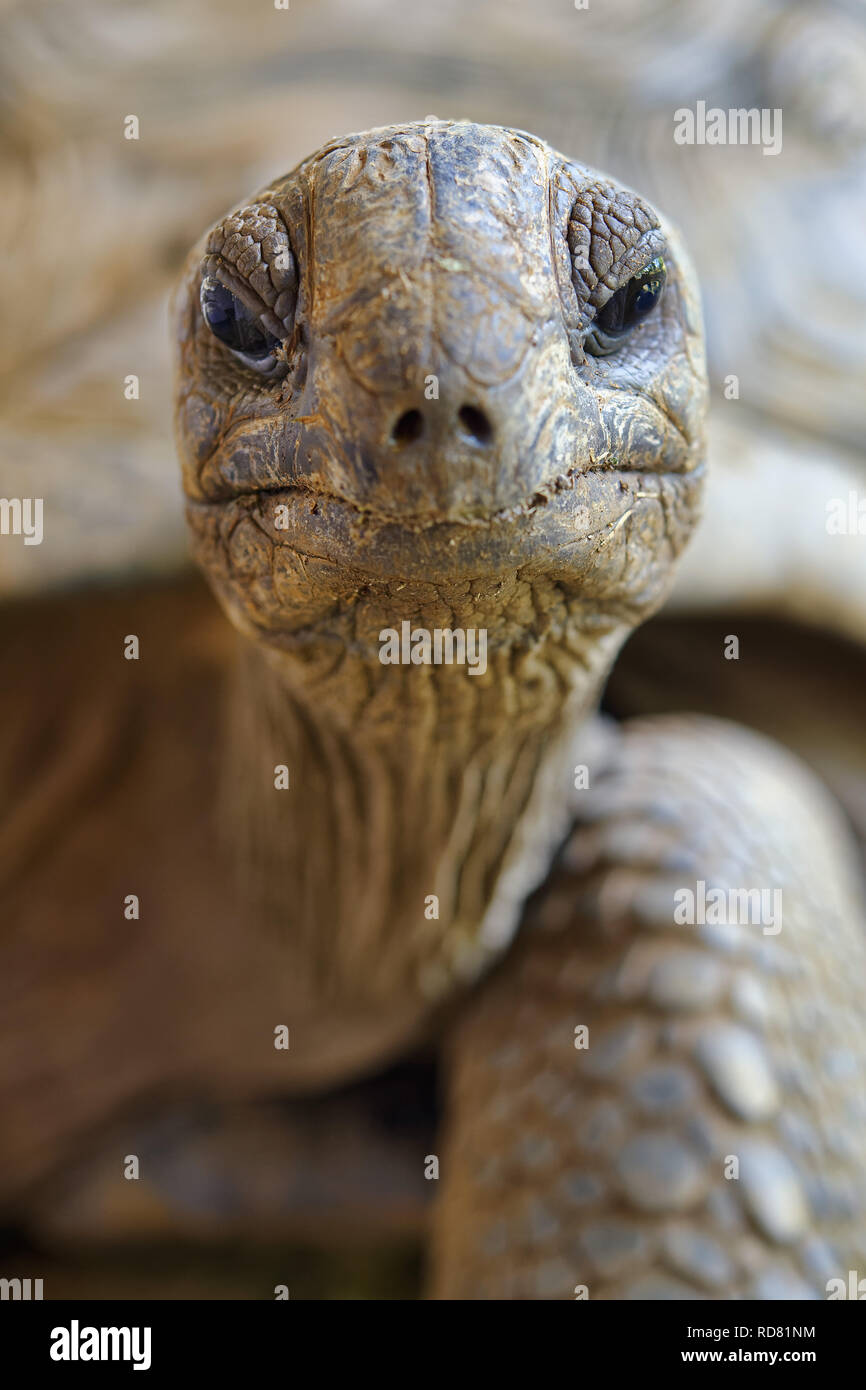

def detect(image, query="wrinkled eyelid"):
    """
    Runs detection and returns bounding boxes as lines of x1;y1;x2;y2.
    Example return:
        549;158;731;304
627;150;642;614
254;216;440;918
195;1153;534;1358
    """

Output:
567;208;667;283
609;228;668;290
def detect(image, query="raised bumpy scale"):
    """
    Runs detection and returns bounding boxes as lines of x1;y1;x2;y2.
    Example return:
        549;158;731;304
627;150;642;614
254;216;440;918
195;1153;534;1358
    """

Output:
172;120;866;1300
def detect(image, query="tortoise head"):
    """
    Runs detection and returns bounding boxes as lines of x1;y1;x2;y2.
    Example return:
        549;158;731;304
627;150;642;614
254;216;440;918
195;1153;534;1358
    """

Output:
173;120;707;710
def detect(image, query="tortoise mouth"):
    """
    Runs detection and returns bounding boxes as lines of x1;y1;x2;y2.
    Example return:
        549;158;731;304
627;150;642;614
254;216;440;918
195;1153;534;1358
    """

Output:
187;457;704;593
187;385;699;523
194;447;694;526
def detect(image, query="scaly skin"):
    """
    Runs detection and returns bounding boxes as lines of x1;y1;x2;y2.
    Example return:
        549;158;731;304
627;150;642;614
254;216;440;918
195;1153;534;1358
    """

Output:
173;119;705;1006
430;717;866;1298
173;121;866;1297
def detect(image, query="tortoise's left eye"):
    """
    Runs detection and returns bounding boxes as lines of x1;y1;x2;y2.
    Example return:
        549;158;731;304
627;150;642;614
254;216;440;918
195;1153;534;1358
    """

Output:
587;256;667;355
200;275;282;374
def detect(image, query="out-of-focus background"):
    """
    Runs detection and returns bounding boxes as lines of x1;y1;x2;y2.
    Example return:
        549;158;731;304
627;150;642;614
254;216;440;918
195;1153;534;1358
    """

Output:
1;0;865;1298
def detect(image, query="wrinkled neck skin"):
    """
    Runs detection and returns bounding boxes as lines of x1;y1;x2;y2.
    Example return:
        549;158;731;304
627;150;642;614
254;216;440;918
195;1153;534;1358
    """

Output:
176;121;710;1012
223;580;626;1007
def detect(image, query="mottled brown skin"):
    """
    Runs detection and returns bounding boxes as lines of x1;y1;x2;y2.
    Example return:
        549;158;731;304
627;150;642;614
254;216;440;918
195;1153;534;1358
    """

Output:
176;123;704;630
172;122;866;1298
173;120;705;1003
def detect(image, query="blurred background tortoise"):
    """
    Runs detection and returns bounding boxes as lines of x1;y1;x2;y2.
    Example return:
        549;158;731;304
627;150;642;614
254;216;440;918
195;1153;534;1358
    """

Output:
1;0;865;1299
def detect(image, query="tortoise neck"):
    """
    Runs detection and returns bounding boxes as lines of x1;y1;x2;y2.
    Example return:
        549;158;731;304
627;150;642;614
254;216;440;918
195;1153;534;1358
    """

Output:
223;626;621;1002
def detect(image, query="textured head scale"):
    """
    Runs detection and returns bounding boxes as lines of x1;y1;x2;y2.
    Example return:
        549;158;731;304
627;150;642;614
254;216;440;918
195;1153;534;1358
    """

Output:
174;120;707;712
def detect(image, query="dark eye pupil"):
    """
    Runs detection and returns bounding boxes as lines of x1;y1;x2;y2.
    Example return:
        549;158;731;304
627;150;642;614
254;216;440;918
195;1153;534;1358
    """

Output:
595;256;666;335
200;276;280;360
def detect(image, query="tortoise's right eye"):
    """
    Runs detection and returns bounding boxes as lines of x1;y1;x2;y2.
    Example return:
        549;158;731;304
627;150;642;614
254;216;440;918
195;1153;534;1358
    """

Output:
596;257;667;336
200;276;283;375
585;256;667;357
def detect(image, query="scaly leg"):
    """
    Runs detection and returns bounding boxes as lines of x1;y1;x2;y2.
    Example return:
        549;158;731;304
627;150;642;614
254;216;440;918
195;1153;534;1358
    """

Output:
431;716;866;1299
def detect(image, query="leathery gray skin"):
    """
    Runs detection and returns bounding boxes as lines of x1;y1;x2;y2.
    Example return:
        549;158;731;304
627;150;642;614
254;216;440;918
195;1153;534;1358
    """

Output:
173;118;706;1003
174;119;706;673
173;122;866;1298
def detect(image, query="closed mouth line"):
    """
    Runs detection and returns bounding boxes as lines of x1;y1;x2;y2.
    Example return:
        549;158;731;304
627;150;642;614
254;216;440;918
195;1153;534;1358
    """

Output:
189;455;690;530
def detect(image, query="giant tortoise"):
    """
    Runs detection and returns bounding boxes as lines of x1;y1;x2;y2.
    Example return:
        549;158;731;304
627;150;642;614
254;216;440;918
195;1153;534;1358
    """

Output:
2;2;865;1304
161;118;866;1298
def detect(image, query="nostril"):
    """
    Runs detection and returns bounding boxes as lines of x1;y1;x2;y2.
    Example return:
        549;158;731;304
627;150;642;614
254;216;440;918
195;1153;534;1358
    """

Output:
458;404;493;445
391;408;424;446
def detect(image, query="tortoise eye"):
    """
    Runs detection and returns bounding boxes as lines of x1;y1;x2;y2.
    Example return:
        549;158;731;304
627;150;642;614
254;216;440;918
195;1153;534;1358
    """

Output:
593;257;667;339
200;275;282;372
